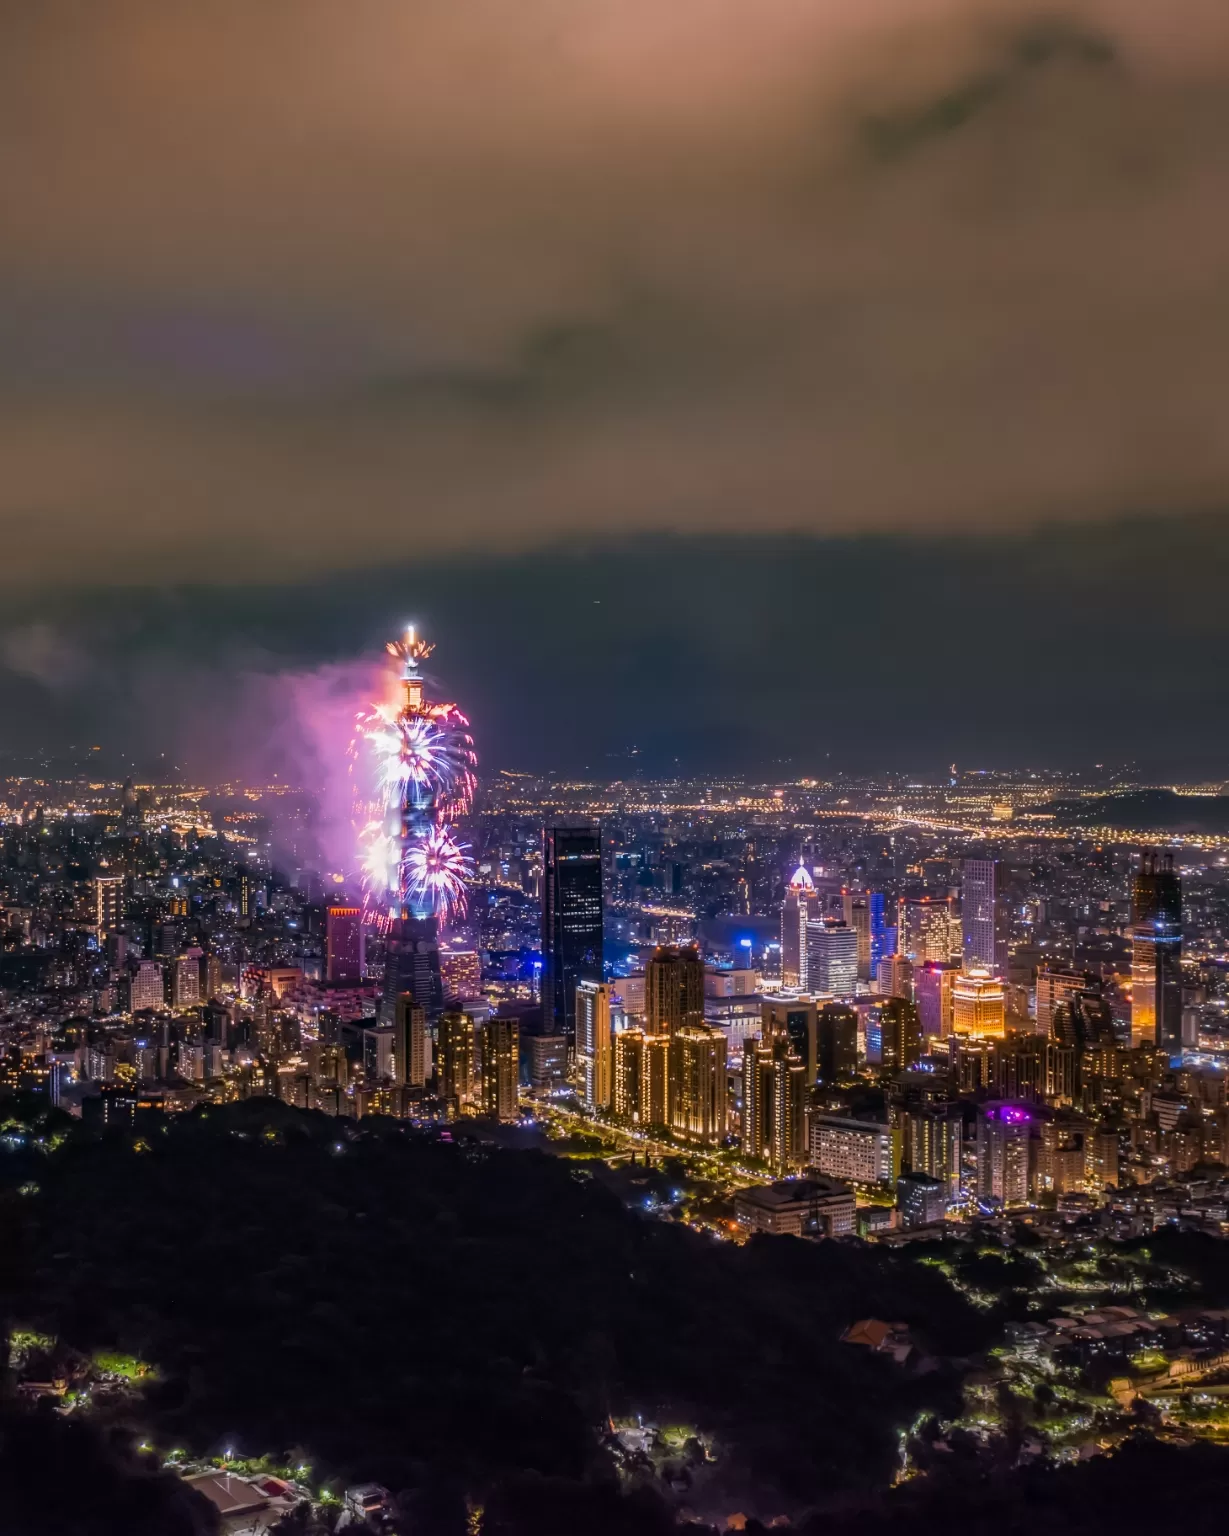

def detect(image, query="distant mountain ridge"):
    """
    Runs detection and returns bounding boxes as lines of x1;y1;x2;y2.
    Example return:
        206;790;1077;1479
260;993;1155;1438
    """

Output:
1042;789;1229;836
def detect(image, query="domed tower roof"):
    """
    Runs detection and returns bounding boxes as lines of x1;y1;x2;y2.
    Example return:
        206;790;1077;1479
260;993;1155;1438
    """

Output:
788;864;814;891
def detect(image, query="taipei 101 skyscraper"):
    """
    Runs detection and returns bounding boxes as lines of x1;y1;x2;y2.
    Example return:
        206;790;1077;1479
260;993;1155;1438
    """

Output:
354;628;476;1018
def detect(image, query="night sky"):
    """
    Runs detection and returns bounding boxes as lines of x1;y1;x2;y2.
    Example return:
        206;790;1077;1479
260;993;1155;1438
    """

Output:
3;2;1229;775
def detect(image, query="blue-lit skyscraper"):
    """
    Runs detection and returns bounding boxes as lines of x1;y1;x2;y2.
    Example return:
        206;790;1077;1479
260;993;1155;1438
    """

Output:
868;892;888;977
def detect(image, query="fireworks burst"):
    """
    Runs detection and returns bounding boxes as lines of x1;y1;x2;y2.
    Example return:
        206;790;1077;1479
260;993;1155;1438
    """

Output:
403;824;473;917
353;627;475;923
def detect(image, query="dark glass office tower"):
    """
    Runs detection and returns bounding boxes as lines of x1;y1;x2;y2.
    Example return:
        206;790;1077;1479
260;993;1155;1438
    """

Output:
384;915;443;1020
1130;851;1182;1060
541;823;604;1040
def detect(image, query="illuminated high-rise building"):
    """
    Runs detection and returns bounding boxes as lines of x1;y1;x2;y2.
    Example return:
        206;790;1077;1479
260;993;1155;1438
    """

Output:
440;948;481;1002
668;1025;728;1145
130;960;165;1013
817;1002;858;1081
879;995;922;1074
899;896;959;966
914;961;958;1040
326;904;365;985
480;1016;520;1123
171;954;201;1008
975;1103;1032;1207
902;1106;962;1196
363;1025;396;1081
780;865;820;988
843;894;872;981
866;892;888;978
644;943;704;1036
805;921;858;999
541;824;603;1041
1130;851;1182;1058
949;1034;1000;1095
897;1171;947;1227
92;875;124;935
1086;1127;1120;1190
761;997;817;1082
952;969;1006;1038
743;1035;807;1173
359;629;476;1022
875;953;913;999
961;858;1007;974
436;1009;474;1113
1052;990;1115;1053
612;1028;645;1125
641;1034;670;1131
576;980;614;1111
394;992;428;1088
200;953;223;1003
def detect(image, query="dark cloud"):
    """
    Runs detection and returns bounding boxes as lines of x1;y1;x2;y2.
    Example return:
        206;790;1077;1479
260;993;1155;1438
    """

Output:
1;2;1229;581
2;517;1228;780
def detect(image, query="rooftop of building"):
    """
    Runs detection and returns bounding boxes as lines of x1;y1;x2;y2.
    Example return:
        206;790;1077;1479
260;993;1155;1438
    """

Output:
737;1176;852;1209
183;1472;268;1516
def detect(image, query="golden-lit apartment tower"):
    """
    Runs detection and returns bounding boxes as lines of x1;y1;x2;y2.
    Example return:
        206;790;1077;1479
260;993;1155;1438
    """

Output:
644;944;704;1036
743;1036;807;1173
668;1026;728;1145
92;875;124;935
898;895;960;965
576;980;614;1111
613;1028;644;1124
480;1016;520;1123
901;1106;962;1197
641;1035;670;1131
436;1010;474;1114
879;996;923;1073
394;993;428;1089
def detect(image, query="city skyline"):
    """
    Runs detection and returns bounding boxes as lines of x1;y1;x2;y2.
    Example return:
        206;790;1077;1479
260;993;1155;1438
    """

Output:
6;5;1229;1531
5;730;1229;1529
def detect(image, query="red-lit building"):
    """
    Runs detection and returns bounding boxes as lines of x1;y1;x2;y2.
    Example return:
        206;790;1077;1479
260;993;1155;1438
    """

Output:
326;905;365;986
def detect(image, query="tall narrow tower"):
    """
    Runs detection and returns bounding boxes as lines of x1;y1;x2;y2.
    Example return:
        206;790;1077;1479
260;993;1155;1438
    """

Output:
356;627;476;1020
1131;850;1182;1058
541;823;603;1040
781;865;819;989
962;858;1006;975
